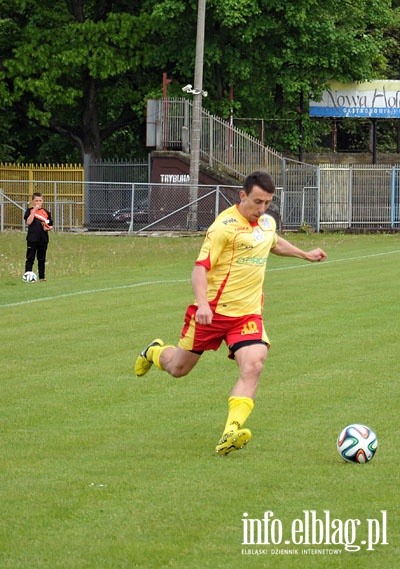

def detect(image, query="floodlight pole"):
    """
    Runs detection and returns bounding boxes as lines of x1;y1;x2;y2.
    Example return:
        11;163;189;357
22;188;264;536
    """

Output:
188;0;206;231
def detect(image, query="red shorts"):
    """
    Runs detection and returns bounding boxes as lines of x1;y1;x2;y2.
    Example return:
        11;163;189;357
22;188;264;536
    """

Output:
178;304;270;358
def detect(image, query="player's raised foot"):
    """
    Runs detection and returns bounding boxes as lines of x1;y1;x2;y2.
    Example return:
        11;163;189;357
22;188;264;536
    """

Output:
215;428;252;456
135;339;164;377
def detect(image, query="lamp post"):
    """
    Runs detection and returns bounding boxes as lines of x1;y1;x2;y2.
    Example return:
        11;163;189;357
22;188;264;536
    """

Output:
187;0;206;231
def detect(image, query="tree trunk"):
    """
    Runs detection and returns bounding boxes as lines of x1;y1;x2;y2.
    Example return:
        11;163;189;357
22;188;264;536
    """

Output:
81;73;102;160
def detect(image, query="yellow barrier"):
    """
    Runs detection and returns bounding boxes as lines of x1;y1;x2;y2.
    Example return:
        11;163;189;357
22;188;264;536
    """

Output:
0;163;85;229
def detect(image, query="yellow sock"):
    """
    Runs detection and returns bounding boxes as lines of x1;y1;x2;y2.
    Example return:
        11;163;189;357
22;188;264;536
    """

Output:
223;396;255;432
150;345;175;370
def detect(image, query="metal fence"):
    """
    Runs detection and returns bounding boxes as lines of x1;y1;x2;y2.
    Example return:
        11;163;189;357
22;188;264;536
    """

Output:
392;167;400;227
281;162;399;231
85;181;283;232
84;157;150;184
0;182;84;232
319;164;399;230
281;159;319;230
0;181;280;233
0;157;150;232
1;164;400;233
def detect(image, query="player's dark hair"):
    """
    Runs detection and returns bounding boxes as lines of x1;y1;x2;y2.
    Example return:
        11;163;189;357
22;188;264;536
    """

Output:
32;192;43;199
243;170;275;195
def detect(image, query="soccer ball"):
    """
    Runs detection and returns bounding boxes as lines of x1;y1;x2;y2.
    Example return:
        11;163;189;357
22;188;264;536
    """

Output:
337;424;378;463
22;271;37;283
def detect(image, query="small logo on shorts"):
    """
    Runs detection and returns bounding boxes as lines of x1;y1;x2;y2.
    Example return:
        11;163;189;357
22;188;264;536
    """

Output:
241;321;259;335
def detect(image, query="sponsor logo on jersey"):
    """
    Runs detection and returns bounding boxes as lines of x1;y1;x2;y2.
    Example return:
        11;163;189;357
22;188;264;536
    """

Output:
259;215;272;230
237;257;268;265
252;226;265;242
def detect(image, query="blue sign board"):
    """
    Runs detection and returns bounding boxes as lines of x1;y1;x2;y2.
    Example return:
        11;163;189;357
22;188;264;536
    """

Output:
309;81;400;118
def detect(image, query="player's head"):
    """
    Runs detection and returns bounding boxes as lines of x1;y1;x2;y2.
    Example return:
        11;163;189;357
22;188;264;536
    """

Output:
31;192;44;207
239;171;275;222
243;170;275;196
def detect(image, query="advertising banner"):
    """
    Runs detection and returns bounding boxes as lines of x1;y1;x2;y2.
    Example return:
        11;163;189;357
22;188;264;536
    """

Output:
309;80;400;118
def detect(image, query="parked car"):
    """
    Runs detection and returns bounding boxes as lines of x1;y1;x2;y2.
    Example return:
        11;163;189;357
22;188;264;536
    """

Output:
112;198;149;225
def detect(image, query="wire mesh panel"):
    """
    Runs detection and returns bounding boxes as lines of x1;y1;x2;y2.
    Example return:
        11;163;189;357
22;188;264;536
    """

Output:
2;166;400;233
82;183;242;232
87;159;149;184
391;167;400;227
320;164;351;229
281;159;319;230
0;180;84;230
84;182;147;230
130;184;241;233
319;164;394;229
351;165;392;228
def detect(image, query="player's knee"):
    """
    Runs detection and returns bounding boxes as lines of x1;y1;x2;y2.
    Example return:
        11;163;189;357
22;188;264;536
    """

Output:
168;364;190;378
243;358;265;378
165;349;199;378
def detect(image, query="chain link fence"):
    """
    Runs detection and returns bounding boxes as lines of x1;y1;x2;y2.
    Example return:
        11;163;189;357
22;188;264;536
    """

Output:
86;183;242;232
1;165;400;233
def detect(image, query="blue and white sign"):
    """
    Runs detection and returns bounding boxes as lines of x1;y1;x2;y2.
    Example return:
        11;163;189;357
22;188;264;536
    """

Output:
309;81;400;118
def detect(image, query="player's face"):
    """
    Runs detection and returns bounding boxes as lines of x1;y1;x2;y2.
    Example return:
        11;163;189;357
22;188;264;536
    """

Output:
32;196;43;207
238;185;274;222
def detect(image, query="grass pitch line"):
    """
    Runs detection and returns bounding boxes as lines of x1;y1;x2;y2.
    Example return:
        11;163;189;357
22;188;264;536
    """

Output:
0;279;189;308
1;249;399;308
269;248;400;271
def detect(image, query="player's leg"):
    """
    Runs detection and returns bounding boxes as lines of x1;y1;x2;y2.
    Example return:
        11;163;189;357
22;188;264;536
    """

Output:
216;341;268;456
230;341;268;399
135;340;201;378
37;243;48;280
25;241;37;272
157;346;201;377
135;303;207;378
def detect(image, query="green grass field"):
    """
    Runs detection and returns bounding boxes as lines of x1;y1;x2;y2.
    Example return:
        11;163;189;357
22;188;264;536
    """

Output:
0;230;399;568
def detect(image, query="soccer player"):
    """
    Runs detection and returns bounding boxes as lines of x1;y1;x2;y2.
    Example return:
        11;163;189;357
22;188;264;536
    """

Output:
135;170;327;456
24;192;53;282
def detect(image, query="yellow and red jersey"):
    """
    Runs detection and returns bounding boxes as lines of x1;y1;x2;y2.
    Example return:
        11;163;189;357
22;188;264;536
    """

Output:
195;204;277;317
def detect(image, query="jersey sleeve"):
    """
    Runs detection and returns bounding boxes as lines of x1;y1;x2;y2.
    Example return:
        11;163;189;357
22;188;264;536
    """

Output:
195;225;230;270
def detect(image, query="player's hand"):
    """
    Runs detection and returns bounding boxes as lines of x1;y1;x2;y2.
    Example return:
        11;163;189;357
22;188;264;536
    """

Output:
306;248;327;262
195;303;213;325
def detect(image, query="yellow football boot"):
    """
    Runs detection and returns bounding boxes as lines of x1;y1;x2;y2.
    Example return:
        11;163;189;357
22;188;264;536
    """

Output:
135;339;164;376
215;428;252;456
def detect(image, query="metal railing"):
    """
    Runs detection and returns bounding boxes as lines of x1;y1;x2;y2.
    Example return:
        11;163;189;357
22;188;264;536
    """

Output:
319;164;399;229
150;98;284;184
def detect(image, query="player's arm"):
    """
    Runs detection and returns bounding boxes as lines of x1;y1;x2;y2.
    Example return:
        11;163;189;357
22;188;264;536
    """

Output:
26;205;39;225
191;264;213;325
271;235;327;262
42;211;54;231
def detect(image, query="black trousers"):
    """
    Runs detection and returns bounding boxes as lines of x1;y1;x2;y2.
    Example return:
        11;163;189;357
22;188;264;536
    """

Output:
25;241;48;279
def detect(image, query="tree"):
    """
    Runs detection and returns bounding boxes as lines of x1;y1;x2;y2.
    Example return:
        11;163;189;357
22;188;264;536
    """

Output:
0;0;155;161
0;0;395;161
148;0;393;153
